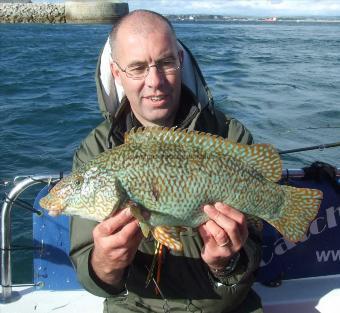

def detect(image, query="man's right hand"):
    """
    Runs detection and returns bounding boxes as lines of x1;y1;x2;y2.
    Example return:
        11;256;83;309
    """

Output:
91;207;143;288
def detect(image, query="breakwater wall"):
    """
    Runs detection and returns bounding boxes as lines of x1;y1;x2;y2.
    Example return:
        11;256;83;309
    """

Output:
0;3;66;23
0;2;129;23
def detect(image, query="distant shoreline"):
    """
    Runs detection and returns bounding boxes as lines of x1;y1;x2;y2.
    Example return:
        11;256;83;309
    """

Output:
1;4;340;24
166;14;340;23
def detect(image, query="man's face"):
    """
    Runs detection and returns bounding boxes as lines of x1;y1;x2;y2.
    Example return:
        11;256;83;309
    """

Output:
111;26;182;127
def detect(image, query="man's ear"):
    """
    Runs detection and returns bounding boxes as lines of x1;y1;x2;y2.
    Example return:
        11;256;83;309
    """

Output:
110;61;122;85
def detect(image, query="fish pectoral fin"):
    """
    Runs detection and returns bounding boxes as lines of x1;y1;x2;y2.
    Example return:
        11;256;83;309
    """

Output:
152;226;183;252
124;201;151;237
139;222;151;238
267;185;323;242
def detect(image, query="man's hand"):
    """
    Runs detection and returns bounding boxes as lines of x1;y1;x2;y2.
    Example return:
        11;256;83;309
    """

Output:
198;202;248;270
91;207;143;287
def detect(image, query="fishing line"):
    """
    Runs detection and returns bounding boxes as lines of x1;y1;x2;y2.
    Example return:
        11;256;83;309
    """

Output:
145;265;171;313
1;283;41;288
284;125;340;133
1;245;39;251
3;194;42;215
279;141;340;155
30;172;63;187
295;126;340;130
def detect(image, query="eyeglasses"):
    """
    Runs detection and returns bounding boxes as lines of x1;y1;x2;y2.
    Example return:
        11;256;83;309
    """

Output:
114;55;181;80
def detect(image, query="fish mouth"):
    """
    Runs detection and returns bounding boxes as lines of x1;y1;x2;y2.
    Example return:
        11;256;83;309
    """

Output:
47;209;63;217
39;196;65;216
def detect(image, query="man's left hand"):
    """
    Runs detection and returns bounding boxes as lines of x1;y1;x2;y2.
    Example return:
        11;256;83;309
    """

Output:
198;202;248;270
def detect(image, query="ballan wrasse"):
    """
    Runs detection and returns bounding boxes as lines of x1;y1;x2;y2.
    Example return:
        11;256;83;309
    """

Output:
40;127;323;251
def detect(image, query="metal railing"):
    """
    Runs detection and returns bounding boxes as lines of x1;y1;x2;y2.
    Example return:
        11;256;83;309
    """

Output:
1;175;60;303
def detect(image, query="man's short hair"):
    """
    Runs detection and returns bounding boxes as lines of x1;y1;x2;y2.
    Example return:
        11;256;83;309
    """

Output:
109;10;176;58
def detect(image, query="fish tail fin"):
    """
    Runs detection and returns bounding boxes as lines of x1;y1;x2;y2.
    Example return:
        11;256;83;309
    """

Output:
268;186;323;242
152;226;183;252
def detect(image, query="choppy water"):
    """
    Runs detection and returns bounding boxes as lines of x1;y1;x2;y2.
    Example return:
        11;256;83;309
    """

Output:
1;21;339;282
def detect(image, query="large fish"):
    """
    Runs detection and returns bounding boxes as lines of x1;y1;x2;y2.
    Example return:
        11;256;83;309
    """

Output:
40;127;323;251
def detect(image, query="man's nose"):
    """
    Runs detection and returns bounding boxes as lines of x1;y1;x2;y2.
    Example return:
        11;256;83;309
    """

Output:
145;64;164;88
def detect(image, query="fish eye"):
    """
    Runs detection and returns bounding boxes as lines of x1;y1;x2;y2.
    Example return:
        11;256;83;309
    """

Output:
74;176;84;186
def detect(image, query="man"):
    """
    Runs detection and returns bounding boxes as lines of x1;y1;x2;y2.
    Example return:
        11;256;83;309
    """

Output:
70;10;263;313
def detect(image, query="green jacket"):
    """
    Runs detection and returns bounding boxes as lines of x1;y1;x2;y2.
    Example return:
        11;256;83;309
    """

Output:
70;41;263;313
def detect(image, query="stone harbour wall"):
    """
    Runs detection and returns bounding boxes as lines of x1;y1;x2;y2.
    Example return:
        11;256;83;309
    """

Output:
0;2;129;23
0;3;66;23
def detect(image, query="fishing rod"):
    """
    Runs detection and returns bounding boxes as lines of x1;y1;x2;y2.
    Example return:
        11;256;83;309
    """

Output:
279;141;340;155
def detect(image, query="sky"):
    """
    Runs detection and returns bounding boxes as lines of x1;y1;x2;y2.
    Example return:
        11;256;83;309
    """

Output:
41;0;340;16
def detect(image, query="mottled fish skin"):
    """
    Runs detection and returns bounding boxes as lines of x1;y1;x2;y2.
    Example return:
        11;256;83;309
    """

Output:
40;127;323;248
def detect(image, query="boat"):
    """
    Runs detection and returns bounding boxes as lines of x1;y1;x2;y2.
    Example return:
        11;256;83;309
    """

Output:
262;17;277;22
2;30;339;313
1;162;339;312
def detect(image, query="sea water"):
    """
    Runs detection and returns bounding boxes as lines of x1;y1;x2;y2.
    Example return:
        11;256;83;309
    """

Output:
1;20;339;283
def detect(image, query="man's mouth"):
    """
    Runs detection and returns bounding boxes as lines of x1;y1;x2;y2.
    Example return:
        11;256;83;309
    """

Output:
146;95;167;102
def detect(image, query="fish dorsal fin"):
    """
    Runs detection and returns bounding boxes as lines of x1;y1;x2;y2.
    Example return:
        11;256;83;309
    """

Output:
242;143;282;182
124;127;176;144
125;127;282;182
